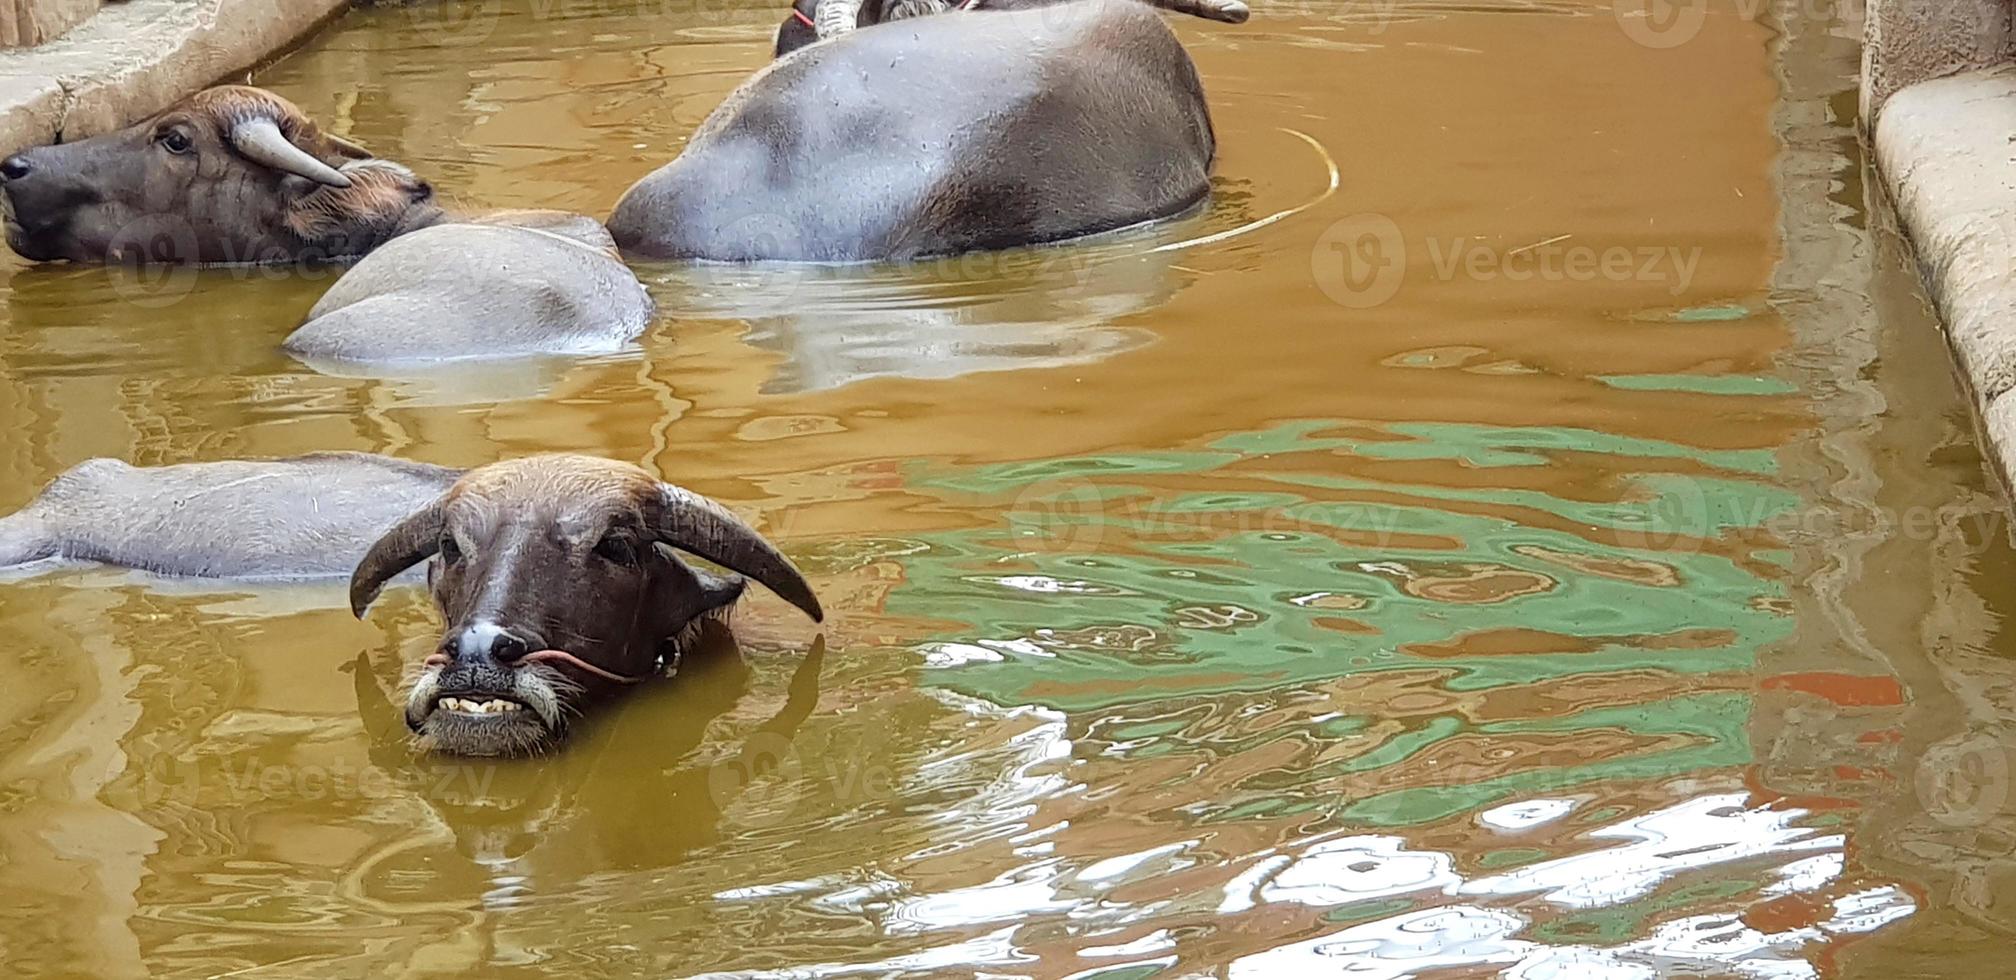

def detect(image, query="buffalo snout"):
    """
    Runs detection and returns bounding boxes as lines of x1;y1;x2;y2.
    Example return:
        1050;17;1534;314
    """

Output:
449;622;538;666
0;144;100;262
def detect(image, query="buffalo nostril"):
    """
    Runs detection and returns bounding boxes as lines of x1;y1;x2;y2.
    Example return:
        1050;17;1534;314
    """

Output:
452;622;533;664
1;155;30;181
489;632;530;664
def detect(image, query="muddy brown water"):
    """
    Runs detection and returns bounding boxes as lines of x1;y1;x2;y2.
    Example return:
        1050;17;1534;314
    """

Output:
1;0;2013;976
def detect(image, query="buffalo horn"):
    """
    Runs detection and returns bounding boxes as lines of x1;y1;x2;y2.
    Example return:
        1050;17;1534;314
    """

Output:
1141;0;1250;22
812;0;864;38
231;116;353;188
653;484;824;623
349;498;446;617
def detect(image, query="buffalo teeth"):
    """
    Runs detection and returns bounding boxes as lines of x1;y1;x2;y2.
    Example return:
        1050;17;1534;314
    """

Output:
438;697;522;715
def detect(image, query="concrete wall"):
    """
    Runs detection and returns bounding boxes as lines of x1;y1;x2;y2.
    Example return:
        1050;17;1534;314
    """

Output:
0;0;100;48
0;0;351;158
1862;0;2015;123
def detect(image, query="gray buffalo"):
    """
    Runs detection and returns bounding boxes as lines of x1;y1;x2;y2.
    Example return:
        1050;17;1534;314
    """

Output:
773;0;1247;57
607;0;1239;261
0;452;459;579
283;216;653;363
0;86;651;361
348;454;824;757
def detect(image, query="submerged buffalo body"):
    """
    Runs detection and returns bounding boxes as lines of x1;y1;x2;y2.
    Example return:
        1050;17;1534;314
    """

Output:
0;86;651;362
285;218;654;363
772;0;1248;58
0;453;459;579
608;0;1221;261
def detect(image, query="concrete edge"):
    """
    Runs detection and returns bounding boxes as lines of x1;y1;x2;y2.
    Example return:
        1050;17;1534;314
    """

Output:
0;0;352;158
1873;65;2016;503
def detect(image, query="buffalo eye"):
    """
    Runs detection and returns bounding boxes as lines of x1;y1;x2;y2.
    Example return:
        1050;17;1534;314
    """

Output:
156;128;194;155
439;534;463;566
594;532;639;567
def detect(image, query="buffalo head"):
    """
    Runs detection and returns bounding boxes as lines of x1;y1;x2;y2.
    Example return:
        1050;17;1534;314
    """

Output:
773;0;1249;58
349;454;824;757
0;86;440;264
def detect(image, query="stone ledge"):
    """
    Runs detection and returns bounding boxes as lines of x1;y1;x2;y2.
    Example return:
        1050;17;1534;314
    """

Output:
0;0;350;157
1875;66;2016;496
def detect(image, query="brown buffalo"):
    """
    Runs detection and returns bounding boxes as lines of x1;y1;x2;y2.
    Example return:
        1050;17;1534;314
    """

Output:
349;454;824;758
0;86;443;265
0;86;657;362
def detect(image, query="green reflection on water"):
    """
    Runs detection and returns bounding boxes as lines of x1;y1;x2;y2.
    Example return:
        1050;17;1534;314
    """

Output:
1598;374;1797;396
886;419;1794;824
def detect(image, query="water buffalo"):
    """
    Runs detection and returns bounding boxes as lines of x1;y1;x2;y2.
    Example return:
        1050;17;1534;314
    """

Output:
348;454;824;757
0;86;651;361
282;216;654;363
773;0;1248;58
607;0;1239;261
0;453;459;579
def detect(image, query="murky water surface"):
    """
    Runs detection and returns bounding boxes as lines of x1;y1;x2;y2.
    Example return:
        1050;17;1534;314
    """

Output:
2;0;2013;976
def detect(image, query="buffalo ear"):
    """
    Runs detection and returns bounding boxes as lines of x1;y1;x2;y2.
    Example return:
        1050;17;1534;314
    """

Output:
327;134;373;160
350;498;447;618
692;562;748;614
651;543;748;615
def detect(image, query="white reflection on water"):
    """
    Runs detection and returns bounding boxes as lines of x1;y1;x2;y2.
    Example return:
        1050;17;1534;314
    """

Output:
1478;798;1579;832
1222;793;1912;979
1459;793;1838;907
690;694;1910;980
648;232;1184;394
1229;890;1914;980
1222;835;1460;913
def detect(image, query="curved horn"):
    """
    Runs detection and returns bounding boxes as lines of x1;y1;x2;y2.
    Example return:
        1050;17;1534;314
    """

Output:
1139;0;1249;22
653;484;824;623
231;116;353;188
349;498;446;617
813;0;864;38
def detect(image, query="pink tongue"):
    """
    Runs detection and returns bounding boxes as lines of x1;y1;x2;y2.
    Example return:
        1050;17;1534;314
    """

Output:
520;649;648;684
